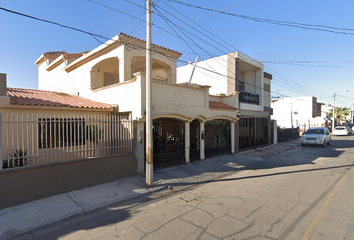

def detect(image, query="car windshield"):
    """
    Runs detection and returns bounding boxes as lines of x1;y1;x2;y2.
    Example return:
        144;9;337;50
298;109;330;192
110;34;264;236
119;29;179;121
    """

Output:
305;129;324;134
335;127;345;130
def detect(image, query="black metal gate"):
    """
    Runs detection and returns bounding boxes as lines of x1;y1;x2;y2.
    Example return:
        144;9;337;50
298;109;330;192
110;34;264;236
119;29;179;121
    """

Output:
190;119;200;161
239;117;270;151
204;120;231;158
145;118;185;170
239;117;255;151
255;118;269;147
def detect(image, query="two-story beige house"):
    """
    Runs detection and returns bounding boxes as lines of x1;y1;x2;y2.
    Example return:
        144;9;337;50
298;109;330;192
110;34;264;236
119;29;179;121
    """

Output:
35;33;240;174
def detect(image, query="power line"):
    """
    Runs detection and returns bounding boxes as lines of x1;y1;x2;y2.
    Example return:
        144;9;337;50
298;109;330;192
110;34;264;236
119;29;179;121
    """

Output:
2;4;351;106
164;0;354;35
0;6;112;44
150;4;338;100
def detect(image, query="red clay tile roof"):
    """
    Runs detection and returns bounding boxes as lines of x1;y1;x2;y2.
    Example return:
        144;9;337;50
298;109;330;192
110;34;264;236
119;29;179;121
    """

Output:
45;51;88;58
209;101;237;110
45;51;68;56
7;88;111;109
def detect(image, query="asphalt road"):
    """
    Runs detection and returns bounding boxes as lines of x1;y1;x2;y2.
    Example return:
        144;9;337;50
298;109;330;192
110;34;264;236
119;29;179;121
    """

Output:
19;135;354;240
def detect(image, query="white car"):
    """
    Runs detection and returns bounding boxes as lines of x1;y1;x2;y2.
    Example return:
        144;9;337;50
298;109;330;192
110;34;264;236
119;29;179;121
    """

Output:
301;127;331;147
332;126;350;136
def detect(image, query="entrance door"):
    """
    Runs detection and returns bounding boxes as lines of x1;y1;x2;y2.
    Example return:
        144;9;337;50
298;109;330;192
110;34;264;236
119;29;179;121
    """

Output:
145;118;185;170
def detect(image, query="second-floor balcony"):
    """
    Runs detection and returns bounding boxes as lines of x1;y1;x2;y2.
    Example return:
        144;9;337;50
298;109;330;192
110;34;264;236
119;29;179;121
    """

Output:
239;91;259;105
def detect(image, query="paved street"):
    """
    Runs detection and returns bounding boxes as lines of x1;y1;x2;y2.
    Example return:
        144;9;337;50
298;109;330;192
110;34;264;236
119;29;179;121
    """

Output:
18;136;354;240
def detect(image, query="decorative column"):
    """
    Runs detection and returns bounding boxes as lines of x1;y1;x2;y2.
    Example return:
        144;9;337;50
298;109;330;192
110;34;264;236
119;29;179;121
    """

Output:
231;121;235;154
185;121;190;164
200;122;205;161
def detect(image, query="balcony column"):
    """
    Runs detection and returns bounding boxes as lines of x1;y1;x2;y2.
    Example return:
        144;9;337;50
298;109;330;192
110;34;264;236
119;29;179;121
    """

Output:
119;47;132;83
200;122;205;161
231;121;235;154
185;121;190;164
166;67;172;83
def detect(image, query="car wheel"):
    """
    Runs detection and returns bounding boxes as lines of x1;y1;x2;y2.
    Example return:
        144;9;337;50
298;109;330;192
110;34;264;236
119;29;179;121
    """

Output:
322;140;326;148
327;139;331;146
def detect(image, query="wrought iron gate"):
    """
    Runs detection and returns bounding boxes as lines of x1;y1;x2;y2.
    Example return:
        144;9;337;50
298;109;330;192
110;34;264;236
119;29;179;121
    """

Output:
204;120;231;158
145;118;185;170
190;119;200;161
255;118;269;147
239;117;255;151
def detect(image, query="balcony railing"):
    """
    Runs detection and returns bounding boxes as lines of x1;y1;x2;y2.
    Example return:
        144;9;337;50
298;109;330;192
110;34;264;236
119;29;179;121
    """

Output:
239;91;259;105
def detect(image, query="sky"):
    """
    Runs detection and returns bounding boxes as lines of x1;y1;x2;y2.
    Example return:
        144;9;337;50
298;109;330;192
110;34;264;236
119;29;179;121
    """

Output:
1;0;354;108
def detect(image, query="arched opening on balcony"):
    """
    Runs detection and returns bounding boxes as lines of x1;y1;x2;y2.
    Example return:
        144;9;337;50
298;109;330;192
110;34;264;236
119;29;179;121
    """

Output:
91;58;119;89
131;56;171;83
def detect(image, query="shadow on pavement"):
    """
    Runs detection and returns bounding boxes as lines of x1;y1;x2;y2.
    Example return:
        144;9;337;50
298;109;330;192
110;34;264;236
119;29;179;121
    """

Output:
15;138;352;240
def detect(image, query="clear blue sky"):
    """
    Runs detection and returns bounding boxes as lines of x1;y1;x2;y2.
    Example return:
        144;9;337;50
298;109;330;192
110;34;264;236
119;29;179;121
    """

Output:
1;0;353;108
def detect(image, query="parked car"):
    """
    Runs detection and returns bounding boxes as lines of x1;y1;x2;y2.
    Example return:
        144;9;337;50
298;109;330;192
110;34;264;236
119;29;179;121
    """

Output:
301;127;331;147
346;123;354;133
332;126;350;136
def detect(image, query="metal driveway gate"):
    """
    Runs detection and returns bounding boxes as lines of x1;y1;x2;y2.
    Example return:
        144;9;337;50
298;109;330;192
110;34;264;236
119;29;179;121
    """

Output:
239;117;270;151
190;119;200;161
239;117;255;151
145;118;185;170
255;118;269;147
204;120;231;158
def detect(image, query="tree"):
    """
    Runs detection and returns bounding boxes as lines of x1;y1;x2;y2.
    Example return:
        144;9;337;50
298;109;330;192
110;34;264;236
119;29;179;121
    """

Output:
335;107;350;125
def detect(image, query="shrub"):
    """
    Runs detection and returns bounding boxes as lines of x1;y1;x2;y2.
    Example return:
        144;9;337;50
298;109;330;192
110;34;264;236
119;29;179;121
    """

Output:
2;149;29;169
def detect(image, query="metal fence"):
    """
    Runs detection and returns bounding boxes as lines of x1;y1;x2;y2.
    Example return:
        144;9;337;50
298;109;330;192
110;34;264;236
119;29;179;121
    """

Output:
1;113;132;170
278;127;299;142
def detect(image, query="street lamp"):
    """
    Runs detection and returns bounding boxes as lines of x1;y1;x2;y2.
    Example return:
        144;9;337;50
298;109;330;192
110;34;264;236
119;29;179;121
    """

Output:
332;90;349;131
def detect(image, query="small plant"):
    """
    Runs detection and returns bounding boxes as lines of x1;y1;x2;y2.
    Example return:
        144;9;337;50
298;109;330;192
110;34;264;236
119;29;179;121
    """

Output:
81;124;101;143
2;149;29;169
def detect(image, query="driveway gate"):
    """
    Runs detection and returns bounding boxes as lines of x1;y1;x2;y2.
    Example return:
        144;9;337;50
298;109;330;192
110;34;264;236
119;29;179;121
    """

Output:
204;120;231;158
145;118;185;169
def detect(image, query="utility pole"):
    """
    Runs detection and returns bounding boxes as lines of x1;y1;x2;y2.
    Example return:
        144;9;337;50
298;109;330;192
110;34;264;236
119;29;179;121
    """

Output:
332;92;335;131
146;0;153;187
290;102;293;128
188;57;198;86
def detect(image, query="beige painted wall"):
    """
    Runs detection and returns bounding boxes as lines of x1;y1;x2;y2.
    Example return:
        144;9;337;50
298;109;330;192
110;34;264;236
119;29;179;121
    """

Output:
263;77;271;108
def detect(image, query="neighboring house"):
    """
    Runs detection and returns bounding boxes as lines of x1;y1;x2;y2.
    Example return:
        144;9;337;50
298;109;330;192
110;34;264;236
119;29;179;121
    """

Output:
271;96;325;132
0;73;137;209
177;51;273;151
34;33;240;174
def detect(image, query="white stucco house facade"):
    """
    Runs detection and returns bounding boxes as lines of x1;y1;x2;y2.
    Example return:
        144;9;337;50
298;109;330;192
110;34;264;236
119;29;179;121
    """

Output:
35;33;240;174
271;96;326;131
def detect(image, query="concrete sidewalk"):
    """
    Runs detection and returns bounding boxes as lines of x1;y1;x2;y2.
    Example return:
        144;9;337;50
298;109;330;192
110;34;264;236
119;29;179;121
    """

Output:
0;140;301;240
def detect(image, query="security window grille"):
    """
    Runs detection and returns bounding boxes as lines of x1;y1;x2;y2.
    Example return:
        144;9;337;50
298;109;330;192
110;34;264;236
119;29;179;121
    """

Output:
38;118;85;149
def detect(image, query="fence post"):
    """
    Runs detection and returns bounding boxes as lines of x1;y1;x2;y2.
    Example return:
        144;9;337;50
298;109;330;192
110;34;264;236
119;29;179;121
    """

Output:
0;113;2;170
